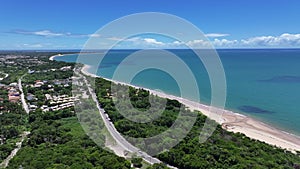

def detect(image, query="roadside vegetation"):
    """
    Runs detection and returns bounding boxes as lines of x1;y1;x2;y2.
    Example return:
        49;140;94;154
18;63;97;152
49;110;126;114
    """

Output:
95;77;300;169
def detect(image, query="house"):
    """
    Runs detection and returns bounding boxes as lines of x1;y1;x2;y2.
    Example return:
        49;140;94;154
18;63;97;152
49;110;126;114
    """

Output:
8;95;20;102
29;104;37;111
7;86;20;102
28;70;35;74
9;82;18;87
26;94;36;101
12;92;20;96
60;66;72;71
0;83;6;88
53;79;69;86
40;105;49;112
34;80;44;88
45;94;52;100
8;88;17;94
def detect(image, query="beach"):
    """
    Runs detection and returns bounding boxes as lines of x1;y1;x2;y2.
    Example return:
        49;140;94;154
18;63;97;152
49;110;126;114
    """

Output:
81;64;300;153
49;54;63;61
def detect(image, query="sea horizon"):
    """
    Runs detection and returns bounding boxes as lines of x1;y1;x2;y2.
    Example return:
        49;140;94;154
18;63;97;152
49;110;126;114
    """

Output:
2;47;300;52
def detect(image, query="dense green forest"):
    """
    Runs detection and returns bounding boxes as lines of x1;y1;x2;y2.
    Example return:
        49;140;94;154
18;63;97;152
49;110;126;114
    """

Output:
0;102;27;162
7;111;131;169
95;78;300;169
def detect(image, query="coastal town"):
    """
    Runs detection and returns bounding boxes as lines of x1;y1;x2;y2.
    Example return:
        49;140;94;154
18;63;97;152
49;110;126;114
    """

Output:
0;51;300;169
0;52;80;168
2;1;300;168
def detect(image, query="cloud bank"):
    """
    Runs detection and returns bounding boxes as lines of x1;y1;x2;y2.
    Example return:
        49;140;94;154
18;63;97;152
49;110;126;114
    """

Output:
240;33;300;47
112;33;300;49
7;29;300;49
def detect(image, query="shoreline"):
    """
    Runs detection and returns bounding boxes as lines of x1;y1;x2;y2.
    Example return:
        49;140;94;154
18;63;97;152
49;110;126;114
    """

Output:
81;64;300;152
49;53;64;61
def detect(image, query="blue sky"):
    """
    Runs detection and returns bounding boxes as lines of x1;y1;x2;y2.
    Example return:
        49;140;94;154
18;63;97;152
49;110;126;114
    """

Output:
1;0;300;49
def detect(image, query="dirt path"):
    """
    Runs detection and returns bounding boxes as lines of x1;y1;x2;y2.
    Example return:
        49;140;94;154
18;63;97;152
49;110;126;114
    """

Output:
0;132;30;168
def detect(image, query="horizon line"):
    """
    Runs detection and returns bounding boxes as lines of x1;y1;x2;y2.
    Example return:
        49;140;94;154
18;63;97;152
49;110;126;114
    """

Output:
1;47;300;52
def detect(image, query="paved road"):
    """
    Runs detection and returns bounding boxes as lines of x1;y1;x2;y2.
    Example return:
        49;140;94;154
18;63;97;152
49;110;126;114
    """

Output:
79;71;177;168
18;75;29;114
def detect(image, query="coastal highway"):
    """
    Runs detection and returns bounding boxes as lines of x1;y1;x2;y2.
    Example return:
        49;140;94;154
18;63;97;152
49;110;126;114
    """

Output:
78;70;177;168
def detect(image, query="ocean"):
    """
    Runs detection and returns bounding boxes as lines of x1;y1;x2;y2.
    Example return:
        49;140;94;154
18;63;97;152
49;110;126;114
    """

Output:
54;49;300;136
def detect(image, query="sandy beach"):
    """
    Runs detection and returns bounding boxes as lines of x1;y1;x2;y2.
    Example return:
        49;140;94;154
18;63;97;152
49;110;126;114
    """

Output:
81;64;300;153
49;54;63;61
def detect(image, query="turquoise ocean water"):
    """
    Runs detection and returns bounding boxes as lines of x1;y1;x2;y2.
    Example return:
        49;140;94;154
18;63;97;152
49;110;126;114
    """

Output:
54;49;300;136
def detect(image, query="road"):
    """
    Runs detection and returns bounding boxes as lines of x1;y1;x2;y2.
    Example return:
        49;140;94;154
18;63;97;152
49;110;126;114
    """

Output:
18;74;29;114
0;72;8;81
79;70;177;168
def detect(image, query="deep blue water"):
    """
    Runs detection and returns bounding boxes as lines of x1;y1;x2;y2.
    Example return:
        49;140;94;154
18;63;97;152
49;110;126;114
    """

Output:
54;49;300;136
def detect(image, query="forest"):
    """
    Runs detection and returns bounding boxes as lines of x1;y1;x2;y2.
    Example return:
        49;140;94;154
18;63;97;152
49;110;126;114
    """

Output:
7;110;132;169
95;77;300;169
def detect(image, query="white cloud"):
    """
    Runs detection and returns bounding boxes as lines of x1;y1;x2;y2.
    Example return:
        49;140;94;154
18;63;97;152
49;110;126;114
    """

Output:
205;33;230;38
189;33;300;48
13;30;65;37
143;38;164;45
10;29;100;38
88;34;101;38
240;33;300;47
212;39;239;47
115;37;167;48
186;39;211;48
33;30;65;37
23;43;44;48
173;41;183;45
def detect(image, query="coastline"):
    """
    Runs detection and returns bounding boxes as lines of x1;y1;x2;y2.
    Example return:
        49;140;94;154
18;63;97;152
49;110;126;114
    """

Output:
49;54;64;61
81;64;300;153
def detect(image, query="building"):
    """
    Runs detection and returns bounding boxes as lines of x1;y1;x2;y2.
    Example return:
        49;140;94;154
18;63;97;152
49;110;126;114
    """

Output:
60;66;72;71
26;93;36;101
45;94;52;100
8;95;20;103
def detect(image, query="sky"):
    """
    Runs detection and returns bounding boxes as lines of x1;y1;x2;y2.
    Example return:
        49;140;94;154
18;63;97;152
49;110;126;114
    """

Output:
0;0;300;49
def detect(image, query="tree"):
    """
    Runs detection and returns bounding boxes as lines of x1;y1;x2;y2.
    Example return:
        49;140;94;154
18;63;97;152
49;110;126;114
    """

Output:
131;157;143;168
146;163;169;169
